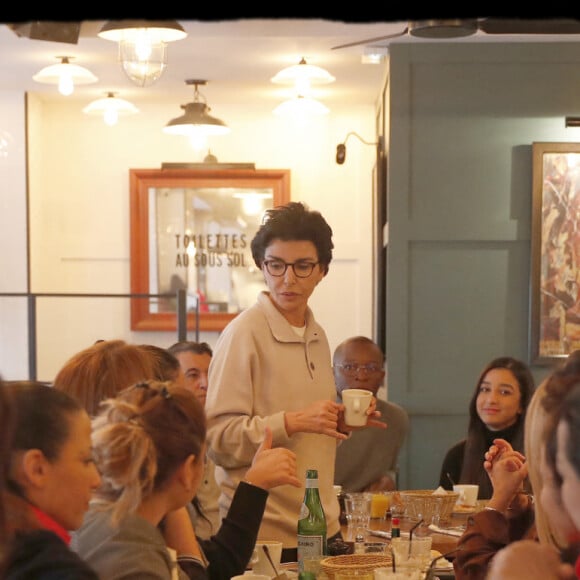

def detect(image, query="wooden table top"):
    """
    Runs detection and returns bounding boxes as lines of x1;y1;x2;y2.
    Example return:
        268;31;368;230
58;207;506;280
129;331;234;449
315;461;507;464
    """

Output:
341;510;471;557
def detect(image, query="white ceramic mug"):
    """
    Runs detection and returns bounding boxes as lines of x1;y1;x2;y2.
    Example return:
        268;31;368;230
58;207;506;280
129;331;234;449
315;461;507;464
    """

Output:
342;388;373;426
453;484;479;507
251;540;283;576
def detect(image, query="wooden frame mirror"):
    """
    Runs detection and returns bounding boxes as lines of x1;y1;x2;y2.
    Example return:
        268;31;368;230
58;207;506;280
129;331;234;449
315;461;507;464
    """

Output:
130;167;291;331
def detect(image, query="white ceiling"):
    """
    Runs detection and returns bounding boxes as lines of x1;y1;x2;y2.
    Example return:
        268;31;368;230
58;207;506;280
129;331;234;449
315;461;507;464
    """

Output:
2;17;580;113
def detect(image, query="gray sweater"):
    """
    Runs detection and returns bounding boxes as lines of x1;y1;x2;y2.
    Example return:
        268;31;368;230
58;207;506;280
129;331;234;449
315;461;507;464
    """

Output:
74;506;205;580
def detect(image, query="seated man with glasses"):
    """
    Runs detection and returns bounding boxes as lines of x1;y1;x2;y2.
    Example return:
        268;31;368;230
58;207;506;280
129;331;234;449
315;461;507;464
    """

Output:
333;336;410;492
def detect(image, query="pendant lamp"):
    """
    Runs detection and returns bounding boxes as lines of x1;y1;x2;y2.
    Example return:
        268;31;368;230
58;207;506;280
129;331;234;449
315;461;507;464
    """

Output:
271;57;335;95
163;80;230;139
98;20;187;87
33;56;98;96
83;92;139;126
273;95;330;116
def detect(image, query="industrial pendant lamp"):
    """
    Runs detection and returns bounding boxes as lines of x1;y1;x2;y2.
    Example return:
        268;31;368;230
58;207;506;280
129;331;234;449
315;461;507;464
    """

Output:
32;56;98;96
98;20;187;87
163;79;230;145
83;92;139;126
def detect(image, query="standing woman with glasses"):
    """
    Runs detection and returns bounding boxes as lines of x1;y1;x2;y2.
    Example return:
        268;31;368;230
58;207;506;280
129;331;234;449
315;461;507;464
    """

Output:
205;201;384;562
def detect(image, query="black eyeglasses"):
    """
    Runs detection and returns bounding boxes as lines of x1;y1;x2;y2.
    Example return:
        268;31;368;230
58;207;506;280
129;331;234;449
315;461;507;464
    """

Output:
262;259;319;278
333;363;383;376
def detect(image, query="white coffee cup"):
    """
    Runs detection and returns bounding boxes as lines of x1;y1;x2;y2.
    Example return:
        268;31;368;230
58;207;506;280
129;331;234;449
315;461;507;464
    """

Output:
251;540;283;576
453;484;479;507
342;388;373;426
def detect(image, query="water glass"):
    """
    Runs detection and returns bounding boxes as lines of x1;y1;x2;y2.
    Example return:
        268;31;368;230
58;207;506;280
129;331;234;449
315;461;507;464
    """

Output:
336;571;374;580
374;567;422;580
344;492;373;540
390;536;432;573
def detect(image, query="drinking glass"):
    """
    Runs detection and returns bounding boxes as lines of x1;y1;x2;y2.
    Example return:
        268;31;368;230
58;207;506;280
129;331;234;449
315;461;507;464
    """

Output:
371;491;392;520
390;536;432;573
344;492;372;541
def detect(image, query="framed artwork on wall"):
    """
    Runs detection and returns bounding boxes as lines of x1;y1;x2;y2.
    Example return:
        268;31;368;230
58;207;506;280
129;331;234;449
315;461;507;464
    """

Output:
530;142;580;364
130;167;290;332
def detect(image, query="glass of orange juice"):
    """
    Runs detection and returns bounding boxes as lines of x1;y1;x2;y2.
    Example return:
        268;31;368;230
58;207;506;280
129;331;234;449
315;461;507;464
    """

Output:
370;491;391;519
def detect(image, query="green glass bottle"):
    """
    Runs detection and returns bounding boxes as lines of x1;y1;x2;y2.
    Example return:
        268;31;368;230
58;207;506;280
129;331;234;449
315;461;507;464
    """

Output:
297;469;327;572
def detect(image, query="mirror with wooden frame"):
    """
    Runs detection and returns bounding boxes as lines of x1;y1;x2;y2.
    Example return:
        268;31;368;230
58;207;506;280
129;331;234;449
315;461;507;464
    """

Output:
130;167;291;331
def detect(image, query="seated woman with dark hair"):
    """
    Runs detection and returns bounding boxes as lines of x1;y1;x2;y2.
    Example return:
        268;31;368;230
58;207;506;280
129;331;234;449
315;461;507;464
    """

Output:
0;378;101;579
439;356;535;499
454;353;580;580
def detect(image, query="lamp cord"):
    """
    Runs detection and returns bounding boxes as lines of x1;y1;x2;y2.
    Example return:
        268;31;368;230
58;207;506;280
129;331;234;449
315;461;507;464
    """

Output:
342;131;377;146
336;131;381;164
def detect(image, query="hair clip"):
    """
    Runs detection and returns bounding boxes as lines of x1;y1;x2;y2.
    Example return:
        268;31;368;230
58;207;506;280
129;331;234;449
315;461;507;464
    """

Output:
134;382;150;390
160;385;172;399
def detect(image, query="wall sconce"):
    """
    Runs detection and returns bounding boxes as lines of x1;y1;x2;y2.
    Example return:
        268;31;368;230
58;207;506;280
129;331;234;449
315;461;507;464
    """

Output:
83;92;139;126
98;20;187;87
273;95;329;116
163;79;230;149
32;56;98;96
336;131;383;164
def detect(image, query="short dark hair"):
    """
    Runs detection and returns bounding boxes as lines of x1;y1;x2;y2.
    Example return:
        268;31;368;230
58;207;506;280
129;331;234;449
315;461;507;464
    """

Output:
138;344;182;382
168;341;213;357
333;336;384;365
250;201;334;275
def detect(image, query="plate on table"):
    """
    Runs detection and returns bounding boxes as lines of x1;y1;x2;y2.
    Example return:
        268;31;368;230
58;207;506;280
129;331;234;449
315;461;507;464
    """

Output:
452;504;477;514
429;549;455;579
430;550;453;570
452;499;487;515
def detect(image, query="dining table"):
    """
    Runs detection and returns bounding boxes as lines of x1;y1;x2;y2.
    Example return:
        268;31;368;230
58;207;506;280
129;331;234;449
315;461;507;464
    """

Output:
337;504;482;580
363;510;468;554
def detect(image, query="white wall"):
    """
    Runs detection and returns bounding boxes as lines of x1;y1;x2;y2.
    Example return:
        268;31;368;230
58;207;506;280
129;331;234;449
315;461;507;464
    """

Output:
0;91;28;378
0;93;378;380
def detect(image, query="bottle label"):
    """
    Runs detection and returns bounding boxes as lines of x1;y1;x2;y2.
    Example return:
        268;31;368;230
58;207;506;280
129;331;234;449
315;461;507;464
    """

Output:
297;534;324;572
299;503;310;519
305;478;319;488
391;516;400;538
